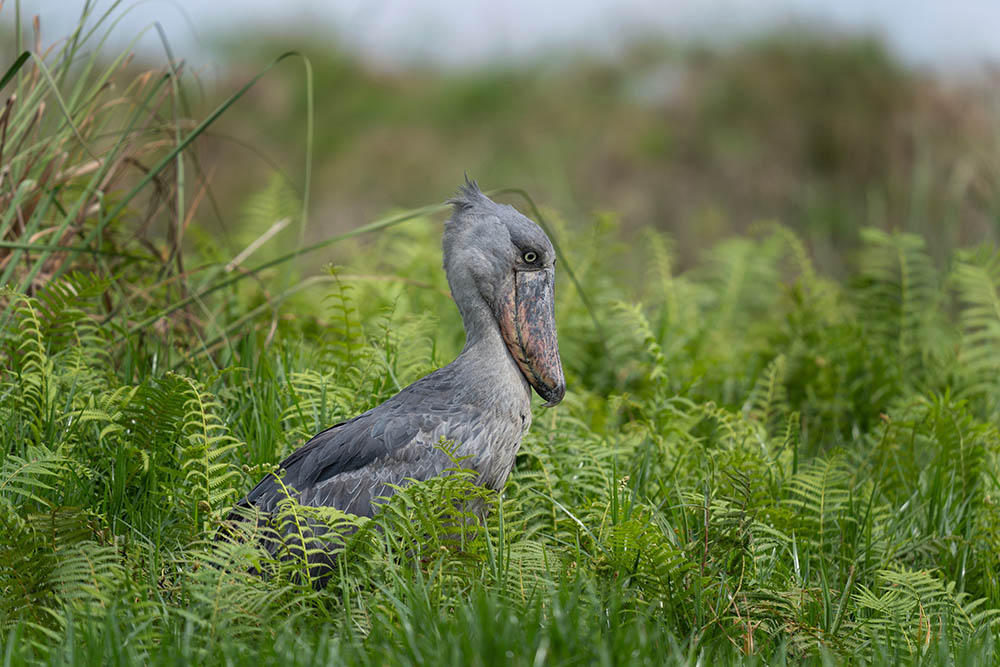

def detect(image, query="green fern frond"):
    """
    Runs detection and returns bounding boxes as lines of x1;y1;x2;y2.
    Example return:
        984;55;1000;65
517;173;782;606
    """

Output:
2;294;53;441
33;272;111;353
850;565;1000;657
176;375;242;527
0;449;69;510
236;171;300;261
702;236;783;335
743;354;790;435
608;301;667;382
49;540;123;611
781;455;853;556
0;506;109;637
856;228;946;391
640;228;682;327
280;369;355;441
952;246;1000;407
321;268;366;371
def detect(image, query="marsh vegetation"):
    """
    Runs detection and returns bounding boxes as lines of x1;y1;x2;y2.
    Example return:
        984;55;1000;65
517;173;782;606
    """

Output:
2;4;1000;664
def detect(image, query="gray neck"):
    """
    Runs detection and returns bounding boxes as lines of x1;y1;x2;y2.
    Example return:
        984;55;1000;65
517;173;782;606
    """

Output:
447;264;503;355
459;296;504;357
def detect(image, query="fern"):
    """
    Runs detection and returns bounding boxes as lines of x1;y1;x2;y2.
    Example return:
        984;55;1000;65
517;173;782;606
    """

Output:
505;410;625;543
852;566;1000;658
4;168;1000;662
0;449;69;510
952;246;1000;409
2;292;54;443
233;171;300;268
370;303;438;390
742;354;790;436
48;540;124;613
177;375;242;529
321;268;366;372
0;505;114;638
280;368;354;442
701;236;784;337
640;228;685;332
32;272;112;356
856;228;946;393
781;455;853;561
607;300;668;388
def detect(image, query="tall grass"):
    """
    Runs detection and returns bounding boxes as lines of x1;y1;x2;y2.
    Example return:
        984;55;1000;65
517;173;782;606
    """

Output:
3;5;1000;666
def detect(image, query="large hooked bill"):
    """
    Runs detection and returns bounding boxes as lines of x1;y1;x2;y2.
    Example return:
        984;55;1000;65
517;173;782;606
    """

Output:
497;268;566;407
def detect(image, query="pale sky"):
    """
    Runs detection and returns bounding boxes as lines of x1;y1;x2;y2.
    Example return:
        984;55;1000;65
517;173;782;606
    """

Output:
9;0;1000;73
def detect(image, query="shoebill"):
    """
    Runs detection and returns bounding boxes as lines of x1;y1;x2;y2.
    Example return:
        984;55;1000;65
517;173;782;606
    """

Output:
227;180;565;580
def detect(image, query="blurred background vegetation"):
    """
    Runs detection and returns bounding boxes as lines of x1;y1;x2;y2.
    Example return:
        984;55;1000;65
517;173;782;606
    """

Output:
210;31;1000;276
8;2;997;279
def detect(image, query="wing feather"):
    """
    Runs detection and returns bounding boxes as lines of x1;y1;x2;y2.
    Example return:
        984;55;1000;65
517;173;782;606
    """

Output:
235;367;480;518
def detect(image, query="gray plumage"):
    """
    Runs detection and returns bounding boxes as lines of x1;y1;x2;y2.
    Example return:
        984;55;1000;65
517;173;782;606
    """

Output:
228;180;565;581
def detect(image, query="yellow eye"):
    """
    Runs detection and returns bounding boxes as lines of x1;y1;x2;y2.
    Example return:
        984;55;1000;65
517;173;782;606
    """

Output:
523;251;538;263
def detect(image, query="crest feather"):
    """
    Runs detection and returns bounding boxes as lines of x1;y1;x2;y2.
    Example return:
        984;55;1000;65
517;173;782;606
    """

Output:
447;175;487;213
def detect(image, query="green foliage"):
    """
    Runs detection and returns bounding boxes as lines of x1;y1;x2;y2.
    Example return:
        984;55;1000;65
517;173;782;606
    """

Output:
4;217;1000;664
3;7;1000;665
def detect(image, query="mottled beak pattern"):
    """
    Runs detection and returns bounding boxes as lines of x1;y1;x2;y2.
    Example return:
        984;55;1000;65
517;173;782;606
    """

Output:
497;267;566;407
